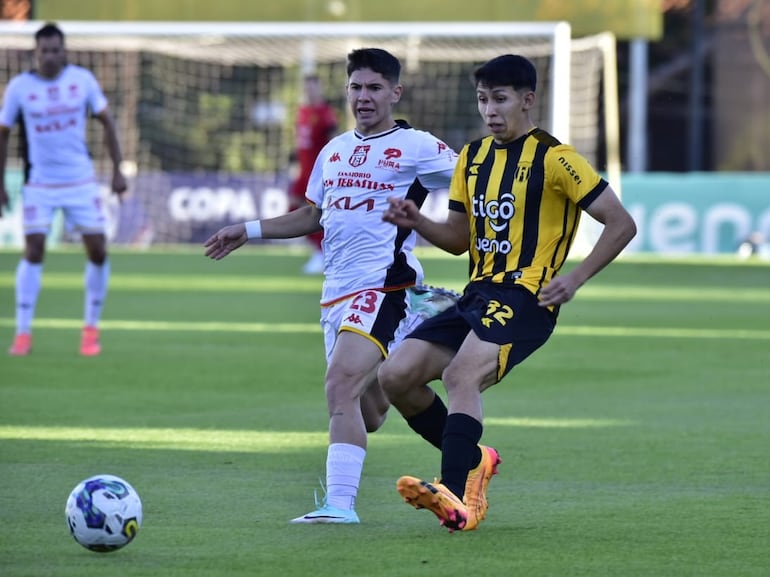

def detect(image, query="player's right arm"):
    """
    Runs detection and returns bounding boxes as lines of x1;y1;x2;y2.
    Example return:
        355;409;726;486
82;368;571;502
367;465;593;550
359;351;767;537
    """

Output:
382;197;469;255
204;204;323;260
382;139;469;255
0;76;22;218
0;126;11;217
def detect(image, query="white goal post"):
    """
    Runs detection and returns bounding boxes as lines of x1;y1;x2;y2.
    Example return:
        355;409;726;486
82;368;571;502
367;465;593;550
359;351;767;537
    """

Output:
0;20;618;248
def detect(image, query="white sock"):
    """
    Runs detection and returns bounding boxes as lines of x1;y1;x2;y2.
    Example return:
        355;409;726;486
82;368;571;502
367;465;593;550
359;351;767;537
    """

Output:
15;259;42;335
325;443;366;510
84;259;110;328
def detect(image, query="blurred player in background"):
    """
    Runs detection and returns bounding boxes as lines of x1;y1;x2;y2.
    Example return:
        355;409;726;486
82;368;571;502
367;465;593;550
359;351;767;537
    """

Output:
290;74;338;274
205;47;457;524
0;22;127;356
379;54;637;532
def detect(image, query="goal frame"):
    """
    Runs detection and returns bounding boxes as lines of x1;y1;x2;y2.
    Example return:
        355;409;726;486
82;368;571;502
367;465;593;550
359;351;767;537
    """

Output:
0;20;620;252
0;20;574;143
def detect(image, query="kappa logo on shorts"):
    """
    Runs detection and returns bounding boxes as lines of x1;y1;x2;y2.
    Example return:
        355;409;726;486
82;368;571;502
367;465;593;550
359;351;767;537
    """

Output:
345;313;363;325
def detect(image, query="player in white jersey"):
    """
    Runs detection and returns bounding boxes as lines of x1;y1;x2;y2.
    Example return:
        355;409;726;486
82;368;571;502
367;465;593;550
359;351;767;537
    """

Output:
205;48;457;524
309;120;455;305
0;23;127;356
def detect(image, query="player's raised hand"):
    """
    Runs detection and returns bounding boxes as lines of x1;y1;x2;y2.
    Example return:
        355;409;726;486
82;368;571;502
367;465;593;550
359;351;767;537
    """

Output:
382;196;422;229
204;223;248;260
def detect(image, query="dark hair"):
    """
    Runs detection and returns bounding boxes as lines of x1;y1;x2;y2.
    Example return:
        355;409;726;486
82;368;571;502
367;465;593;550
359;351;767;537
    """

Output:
346;48;401;84
474;54;537;92
35;22;64;45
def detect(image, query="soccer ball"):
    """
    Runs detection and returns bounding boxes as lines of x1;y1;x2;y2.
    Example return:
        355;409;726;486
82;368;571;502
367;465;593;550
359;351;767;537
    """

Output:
65;474;142;552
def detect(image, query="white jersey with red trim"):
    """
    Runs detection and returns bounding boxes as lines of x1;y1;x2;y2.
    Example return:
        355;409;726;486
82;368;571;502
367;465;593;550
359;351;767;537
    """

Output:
0;64;108;185
306;121;457;305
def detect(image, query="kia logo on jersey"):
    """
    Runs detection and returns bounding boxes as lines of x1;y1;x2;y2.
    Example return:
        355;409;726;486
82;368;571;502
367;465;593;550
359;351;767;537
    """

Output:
348;145;370;167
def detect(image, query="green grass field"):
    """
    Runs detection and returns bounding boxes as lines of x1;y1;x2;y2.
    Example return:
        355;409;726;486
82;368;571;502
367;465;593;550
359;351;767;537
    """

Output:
1;247;769;577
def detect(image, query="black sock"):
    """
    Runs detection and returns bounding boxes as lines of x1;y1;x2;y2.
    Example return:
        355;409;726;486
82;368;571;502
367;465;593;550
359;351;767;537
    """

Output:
405;393;447;450
440;413;483;499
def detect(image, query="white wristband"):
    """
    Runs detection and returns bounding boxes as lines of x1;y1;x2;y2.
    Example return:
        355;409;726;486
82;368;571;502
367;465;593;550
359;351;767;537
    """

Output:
245;220;262;239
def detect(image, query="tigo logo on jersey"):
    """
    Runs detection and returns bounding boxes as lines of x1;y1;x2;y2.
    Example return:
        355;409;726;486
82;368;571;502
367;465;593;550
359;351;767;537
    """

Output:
349;145;370;167
472;191;516;233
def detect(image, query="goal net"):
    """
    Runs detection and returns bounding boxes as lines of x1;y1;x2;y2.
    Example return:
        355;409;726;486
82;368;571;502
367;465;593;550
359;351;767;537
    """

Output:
0;21;618;249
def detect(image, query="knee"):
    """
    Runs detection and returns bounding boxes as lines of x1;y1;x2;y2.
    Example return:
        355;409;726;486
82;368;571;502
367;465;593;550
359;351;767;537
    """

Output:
377;358;414;400
324;376;350;409
24;238;45;263
88;249;108;266
324;364;366;411
441;364;466;395
84;235;108;265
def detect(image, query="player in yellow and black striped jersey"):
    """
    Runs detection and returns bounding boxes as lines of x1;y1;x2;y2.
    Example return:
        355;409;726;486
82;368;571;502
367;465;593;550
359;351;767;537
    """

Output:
452;126;607;297
378;54;637;532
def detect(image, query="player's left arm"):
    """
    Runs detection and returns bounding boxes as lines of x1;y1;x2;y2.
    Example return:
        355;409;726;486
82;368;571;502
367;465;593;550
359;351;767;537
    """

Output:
538;152;637;307
94;107;128;196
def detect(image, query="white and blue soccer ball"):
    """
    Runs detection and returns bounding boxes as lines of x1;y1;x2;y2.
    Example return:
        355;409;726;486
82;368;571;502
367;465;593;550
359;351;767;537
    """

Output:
65;474;142;552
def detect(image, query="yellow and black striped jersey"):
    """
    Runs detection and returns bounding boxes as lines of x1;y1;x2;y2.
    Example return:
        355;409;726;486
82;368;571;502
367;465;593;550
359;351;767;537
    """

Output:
448;127;607;295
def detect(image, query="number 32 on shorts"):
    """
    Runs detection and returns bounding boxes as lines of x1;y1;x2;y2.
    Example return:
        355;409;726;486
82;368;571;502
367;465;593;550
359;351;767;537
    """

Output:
482;299;514;328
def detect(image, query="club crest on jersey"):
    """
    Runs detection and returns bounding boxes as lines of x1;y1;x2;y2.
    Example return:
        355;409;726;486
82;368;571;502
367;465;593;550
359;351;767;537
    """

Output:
349;145;370;167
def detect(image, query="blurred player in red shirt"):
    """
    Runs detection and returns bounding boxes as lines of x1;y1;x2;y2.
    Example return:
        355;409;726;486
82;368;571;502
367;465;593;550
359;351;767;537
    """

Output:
290;74;338;274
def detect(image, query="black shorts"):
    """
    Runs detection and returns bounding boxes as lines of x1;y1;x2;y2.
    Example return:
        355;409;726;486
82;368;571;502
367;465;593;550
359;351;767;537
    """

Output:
406;281;556;381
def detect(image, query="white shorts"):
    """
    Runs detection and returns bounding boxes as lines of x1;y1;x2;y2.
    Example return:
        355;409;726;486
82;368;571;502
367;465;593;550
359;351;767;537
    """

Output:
320;288;419;363
22;181;106;235
320;286;461;363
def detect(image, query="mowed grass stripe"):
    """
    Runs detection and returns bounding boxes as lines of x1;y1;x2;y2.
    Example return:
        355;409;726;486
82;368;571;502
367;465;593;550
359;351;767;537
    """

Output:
0;273;325;292
0;317;321;333
0;417;632;451
1;273;770;303
1;317;769;340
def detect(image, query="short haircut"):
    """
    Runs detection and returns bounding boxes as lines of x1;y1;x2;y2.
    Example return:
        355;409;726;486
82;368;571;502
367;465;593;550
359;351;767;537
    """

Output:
35;22;65;45
346;48;401;84
474;54;537;92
